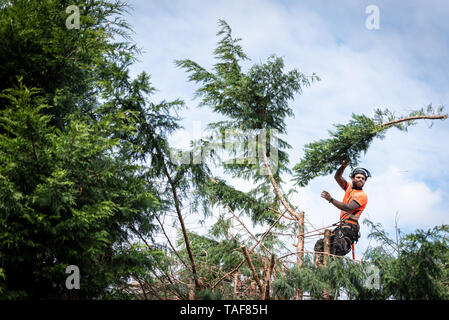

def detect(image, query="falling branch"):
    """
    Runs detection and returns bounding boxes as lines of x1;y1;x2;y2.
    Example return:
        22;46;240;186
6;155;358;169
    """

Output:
379;114;447;128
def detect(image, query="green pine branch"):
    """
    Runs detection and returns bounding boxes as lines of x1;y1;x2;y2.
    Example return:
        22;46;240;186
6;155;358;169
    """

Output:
293;106;447;187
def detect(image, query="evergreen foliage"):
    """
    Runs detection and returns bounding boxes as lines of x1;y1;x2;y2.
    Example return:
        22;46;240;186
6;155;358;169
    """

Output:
293;106;446;187
0;0;447;300
271;221;449;300
176;19;319;224
0;0;176;299
0;0;139;128
0;81;161;298
175;19;447;301
365;223;449;300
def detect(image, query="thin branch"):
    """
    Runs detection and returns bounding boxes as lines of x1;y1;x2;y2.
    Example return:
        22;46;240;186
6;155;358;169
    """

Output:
218;218;240;243
144;282;166;300
153;268;187;300
124;235;186;300
369;223;399;254
211;206;289;289
241;245;263;293
132;276;149;300
155;215;192;273
379;114;447;128
271;232;296;237
226;206;289;271
278;250;365;263
267;206;297;221
262;151;301;220
227;207;273;256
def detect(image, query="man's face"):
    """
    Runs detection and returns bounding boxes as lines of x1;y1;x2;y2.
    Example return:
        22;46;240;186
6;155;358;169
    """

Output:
351;173;366;188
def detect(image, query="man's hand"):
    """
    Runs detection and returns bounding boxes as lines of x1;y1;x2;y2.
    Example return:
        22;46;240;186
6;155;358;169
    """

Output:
321;190;332;202
322;190;361;213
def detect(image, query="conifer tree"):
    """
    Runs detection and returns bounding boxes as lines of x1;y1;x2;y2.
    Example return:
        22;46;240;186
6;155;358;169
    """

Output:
0;0;180;299
176;19;319;299
2;1;447;300
0;80;162;298
176;20;447;300
176;19;319;222
293;107;447;187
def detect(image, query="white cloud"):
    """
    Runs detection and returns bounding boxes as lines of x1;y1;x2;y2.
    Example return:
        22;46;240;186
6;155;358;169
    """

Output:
364;165;445;228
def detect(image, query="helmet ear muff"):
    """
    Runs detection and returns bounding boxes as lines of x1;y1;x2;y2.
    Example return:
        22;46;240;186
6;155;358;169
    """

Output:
350;167;371;180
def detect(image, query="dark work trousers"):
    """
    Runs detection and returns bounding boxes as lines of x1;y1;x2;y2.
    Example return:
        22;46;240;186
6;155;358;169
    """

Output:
314;224;360;264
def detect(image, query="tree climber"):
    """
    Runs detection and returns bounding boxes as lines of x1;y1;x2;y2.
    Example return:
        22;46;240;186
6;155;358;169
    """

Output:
314;160;370;263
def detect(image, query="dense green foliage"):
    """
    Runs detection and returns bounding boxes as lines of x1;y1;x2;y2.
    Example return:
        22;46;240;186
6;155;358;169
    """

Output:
271;221;449;300
176;20;319;224
293;106;446;187
0;0;140;128
367;223;449;299
0;0;175;299
0;80;162;298
0;1;446;300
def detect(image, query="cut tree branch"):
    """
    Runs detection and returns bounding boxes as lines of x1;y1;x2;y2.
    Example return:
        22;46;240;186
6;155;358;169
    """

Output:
241;245;263;293
262;254;275;300
379;114;447;128
211;206;289;289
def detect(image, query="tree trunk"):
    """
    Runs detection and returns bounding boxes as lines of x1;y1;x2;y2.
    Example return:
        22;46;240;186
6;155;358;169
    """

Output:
241;245;263;294
323;229;332;300
295;211;304;300
161;159;200;296
263;254;275;300
233;273;239;299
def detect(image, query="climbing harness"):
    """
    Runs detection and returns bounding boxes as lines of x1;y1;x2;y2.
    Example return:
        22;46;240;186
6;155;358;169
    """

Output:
352;243;355;262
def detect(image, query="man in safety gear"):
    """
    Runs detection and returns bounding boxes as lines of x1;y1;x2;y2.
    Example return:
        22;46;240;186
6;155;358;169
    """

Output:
314;160;370;263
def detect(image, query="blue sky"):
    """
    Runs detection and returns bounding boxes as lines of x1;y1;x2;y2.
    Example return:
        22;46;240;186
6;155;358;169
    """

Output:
125;0;449;259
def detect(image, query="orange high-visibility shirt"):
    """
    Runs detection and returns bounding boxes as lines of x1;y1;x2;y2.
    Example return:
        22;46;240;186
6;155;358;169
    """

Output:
340;182;368;226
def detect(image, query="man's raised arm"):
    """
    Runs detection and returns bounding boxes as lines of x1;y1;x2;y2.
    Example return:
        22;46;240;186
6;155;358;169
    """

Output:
334;160;349;190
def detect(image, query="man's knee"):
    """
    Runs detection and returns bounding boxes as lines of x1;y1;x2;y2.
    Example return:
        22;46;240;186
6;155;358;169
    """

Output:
331;228;353;256
331;237;352;256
